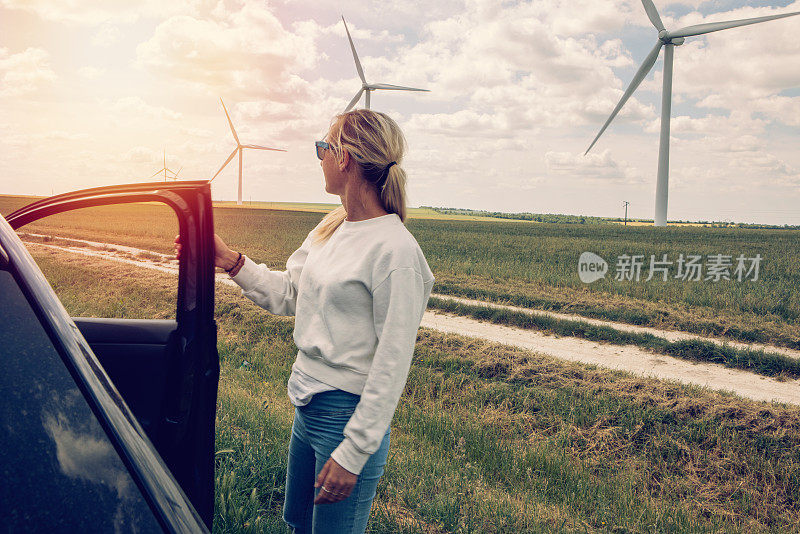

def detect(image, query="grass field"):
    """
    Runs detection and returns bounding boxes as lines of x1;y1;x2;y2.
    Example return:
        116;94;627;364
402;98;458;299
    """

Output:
3;195;798;350
27;246;800;533
6;191;800;532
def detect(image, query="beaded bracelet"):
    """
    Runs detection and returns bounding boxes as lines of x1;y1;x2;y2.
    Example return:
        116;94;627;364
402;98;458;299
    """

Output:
225;252;242;274
227;254;244;277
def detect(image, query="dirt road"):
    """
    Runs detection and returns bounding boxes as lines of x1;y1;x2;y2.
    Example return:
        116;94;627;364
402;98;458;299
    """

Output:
432;294;800;360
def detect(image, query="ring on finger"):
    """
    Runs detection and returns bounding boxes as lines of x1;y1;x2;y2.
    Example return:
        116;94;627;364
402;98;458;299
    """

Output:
321;486;347;497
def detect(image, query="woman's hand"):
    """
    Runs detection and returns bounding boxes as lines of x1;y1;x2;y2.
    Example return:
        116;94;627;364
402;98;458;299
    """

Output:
314;458;357;505
174;233;240;270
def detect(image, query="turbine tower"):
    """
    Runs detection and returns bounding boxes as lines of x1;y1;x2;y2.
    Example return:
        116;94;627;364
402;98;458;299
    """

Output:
586;1;800;226
211;98;286;205
342;16;429;111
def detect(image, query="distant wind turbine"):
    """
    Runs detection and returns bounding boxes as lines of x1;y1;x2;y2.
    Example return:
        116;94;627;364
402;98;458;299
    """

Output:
585;1;800;227
341;16;429;111
210;98;286;205
149;149;180;182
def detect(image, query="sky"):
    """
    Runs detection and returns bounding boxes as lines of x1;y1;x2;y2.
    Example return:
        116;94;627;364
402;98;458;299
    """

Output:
1;0;799;225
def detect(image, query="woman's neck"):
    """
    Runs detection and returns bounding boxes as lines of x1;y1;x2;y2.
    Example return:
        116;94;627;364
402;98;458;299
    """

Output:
341;182;388;222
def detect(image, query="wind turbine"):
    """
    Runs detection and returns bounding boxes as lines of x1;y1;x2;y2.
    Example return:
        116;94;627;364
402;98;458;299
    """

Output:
341;16;429;111
585;1;800;226
148;149;180;182
210;98;286;205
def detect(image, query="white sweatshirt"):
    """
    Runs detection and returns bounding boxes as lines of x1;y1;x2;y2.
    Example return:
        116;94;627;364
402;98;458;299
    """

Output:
231;213;434;474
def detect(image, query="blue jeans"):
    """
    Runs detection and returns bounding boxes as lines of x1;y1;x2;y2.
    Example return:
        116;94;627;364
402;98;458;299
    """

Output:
283;390;390;534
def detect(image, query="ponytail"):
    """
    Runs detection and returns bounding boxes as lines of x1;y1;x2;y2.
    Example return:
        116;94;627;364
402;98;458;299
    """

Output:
380;163;406;222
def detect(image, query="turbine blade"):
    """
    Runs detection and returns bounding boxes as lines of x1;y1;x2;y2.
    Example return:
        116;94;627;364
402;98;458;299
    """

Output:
149;169;163;179
345;88;364;112
210;148;238;182
641;0;665;31
585;41;663;155
173;167;182;179
670;11;800;39
370;83;430;92
342;16;367;84
242;144;287;151
220;97;240;145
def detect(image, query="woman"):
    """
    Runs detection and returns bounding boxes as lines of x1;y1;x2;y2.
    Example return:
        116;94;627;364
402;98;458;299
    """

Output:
187;109;434;533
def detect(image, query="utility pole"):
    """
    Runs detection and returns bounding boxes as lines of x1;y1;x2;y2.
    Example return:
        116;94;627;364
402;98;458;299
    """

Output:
623;201;629;226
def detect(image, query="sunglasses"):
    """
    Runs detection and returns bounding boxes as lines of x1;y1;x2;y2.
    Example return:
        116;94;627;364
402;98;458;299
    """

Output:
315;141;331;161
315;140;364;162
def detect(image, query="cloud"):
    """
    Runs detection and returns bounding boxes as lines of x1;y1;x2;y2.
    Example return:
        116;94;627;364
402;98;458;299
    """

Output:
43;406;133;500
293;18;404;44
545;149;643;183
542;0;643;36
642;111;768;141
357;0;649;139
0;0;185;26
407;110;509;137
180;126;214;138
124;146;157;163
731;152;797;178
0;130;89;149
91;25;122;46
135;4;318;101
714;134;765;153
104;96;183;121
78;66;105;80
0;47;57;97
177;139;222;156
663;4;800;99
750;95;800;127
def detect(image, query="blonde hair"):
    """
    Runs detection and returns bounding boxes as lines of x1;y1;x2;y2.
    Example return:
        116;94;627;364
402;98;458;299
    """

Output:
314;109;408;243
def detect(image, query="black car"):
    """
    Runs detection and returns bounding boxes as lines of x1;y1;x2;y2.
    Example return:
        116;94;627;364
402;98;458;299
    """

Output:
1;181;219;532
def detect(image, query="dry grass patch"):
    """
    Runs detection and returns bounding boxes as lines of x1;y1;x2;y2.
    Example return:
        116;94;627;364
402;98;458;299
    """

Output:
28;245;176;319
371;500;449;534
411;328;800;531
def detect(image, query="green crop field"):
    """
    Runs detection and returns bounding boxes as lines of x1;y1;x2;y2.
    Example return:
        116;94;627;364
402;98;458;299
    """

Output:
5;193;800;532
23;245;800;533
3;195;798;348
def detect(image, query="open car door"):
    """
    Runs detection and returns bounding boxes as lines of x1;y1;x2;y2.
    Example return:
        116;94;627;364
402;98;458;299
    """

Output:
6;181;219;529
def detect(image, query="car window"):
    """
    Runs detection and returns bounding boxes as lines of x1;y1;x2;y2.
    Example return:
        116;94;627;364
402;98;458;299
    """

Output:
0;269;162;532
15;202;178;319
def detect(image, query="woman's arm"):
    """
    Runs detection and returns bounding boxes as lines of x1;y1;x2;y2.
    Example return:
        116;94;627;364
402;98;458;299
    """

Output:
330;267;433;475
229;232;314;316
